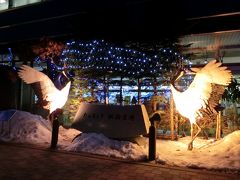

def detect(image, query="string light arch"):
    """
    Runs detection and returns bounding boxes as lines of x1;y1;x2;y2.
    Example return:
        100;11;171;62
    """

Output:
58;39;191;78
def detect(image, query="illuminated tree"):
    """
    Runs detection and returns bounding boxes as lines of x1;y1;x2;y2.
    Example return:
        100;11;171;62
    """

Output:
32;37;65;64
32;37;66;81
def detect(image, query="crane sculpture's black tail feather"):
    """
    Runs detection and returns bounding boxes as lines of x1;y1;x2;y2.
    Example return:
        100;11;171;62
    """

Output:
198;84;225;125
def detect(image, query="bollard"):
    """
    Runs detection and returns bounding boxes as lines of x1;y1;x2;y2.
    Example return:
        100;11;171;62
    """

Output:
148;113;161;161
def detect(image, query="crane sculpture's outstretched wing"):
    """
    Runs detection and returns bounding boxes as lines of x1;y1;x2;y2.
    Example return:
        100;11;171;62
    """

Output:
189;60;232;105
18;65;70;113
171;60;232;123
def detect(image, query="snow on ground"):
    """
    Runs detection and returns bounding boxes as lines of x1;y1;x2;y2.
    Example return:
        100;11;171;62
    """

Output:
156;134;240;172
0;110;240;173
64;132;147;160
0;109;52;144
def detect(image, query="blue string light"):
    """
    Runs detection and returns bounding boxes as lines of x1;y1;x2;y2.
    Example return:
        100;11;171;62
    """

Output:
36;39;191;78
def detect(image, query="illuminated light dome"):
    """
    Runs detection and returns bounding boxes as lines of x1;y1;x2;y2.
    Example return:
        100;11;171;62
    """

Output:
59;40;191;77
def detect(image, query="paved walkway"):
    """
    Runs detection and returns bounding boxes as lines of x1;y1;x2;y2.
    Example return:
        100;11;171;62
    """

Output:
0;143;239;180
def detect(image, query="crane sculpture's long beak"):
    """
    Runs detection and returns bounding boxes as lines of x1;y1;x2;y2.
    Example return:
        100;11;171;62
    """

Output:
174;70;185;82
62;71;68;79
172;68;196;84
185;68;196;75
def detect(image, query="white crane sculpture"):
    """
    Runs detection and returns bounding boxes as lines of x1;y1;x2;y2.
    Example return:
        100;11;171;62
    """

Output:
170;60;232;150
18;65;71;114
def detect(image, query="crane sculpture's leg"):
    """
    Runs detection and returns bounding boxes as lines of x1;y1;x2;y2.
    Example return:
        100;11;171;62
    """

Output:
188;123;201;150
188;124;194;150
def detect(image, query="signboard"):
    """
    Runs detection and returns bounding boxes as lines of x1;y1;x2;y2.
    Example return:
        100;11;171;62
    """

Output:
71;103;150;139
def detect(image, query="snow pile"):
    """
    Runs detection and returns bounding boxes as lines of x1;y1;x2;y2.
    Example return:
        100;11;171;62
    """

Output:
65;133;147;160
156;131;240;172
0;110;239;173
0;109;52;144
56;126;81;148
200;131;240;170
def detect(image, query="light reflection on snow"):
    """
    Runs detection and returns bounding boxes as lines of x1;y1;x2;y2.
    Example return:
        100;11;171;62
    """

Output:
0;110;239;173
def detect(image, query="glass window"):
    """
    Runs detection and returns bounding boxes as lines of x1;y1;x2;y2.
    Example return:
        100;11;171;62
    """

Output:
0;0;9;11
12;0;41;8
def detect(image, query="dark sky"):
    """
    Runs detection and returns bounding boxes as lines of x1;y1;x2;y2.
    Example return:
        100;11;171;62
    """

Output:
181;0;240;18
0;0;240;44
122;0;240;39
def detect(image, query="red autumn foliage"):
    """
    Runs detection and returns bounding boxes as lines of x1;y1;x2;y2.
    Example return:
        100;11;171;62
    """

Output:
32;37;66;63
